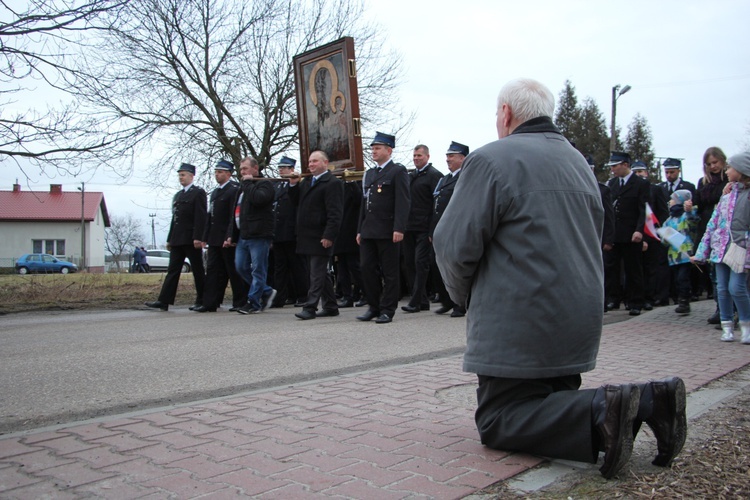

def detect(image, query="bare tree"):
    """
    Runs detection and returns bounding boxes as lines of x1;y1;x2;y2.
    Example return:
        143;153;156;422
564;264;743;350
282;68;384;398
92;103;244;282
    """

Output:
65;0;410;185
0;0;130;177
104;213;146;271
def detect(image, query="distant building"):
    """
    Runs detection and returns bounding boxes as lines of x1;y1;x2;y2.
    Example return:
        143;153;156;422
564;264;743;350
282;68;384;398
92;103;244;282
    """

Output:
0;183;111;273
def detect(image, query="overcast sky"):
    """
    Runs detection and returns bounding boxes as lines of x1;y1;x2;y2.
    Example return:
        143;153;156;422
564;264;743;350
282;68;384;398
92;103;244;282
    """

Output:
3;0;749;246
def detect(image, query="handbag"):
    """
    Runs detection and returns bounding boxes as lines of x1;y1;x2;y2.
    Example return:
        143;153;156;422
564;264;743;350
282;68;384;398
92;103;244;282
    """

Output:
722;237;747;274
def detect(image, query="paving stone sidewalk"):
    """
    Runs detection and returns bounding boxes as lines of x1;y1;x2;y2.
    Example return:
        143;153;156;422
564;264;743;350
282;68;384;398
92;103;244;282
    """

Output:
1;301;747;498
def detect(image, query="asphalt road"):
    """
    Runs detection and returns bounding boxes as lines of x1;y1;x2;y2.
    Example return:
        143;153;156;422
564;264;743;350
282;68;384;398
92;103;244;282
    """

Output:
0;302;634;435
0;303;471;434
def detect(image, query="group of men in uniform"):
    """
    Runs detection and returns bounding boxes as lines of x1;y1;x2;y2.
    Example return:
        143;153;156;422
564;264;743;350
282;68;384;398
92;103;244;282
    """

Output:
145;135;470;323
599;152;697;316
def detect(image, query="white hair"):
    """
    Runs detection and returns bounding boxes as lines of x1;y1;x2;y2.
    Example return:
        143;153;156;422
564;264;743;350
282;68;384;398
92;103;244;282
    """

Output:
496;78;555;123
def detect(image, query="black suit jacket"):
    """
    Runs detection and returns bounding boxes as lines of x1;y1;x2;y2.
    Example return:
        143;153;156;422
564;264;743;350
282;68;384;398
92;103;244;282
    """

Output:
167;184;207;247
358;160;411;239
289;172;344;256
273;181;297;243
659;179;697;201
430;170;461;236
607;174;650;243
648;183;669;225
407;163;443;232
333;181;362;255
202;181;239;247
598;183;615;247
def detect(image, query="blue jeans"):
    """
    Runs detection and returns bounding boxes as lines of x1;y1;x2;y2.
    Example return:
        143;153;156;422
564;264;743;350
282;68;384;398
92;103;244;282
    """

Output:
715;263;750;321
235;238;273;311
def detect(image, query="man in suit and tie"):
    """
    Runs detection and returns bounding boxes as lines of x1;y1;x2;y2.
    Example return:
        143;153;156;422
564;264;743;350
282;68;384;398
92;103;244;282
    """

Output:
401;144;444;314
288;151;344;320
145;163;207;311
356;131;411;324
194;160;246;312
605;151;650;315
431;141;469;317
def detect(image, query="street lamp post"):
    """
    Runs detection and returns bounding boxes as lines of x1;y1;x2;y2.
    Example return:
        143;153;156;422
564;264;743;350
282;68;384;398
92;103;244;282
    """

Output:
610;84;631;153
149;213;157;249
77;182;86;271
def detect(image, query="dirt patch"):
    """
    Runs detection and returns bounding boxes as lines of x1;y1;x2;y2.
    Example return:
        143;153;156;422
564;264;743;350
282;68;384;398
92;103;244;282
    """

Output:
0;273;200;314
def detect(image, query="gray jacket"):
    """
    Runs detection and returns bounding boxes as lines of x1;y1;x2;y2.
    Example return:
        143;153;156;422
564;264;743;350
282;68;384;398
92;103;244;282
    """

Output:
433;117;604;379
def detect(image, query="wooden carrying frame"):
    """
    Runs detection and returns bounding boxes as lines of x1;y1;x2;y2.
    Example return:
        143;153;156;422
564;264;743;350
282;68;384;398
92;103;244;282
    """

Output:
293;37;364;174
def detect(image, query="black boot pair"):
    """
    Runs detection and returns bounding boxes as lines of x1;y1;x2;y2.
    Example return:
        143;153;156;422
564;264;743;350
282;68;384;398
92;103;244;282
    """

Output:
592;377;686;479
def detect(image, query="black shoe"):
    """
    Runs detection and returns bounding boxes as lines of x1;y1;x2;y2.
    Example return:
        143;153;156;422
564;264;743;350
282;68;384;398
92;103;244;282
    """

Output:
606;302;620;311
375;313;392;324
401;305;421;313
652;299;668;307
145;301;168;311
593;384;640;479
294;300;306;307
294;309;316;320
643;302;653;311
229;305;243;312
260;289;277;311
238;304;260;315
707;309;720;324
188;304;201;311
450;308;466;318
674;300;691;315
430;293;440;304
435;305;452;315
357;309;379;321
637;377;687;467
629;308;641;316
338;298;354;308
316;309;340;317
193;305;216;313
354;299;368;307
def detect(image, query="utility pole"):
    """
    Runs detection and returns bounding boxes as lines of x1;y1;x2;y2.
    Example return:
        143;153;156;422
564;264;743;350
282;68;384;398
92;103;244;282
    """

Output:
149;213;157;249
79;182;86;271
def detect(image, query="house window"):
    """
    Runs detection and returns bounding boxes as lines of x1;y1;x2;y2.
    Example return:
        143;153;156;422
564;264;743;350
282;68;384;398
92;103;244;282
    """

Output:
32;239;66;256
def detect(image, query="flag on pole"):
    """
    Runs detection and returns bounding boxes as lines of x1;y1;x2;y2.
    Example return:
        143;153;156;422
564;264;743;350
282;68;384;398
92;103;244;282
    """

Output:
644;203;660;240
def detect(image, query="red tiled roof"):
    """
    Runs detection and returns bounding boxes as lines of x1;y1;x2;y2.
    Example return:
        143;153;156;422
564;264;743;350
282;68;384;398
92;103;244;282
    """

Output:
0;189;110;226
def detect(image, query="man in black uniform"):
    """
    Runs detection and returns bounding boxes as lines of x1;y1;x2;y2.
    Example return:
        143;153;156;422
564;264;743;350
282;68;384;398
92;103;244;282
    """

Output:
605;152;650;316
289;151;344;320
356;131;411;324
432;141;468;317
402;144;443;313
632;161;669;310
194;160;246;312
271;156;308;307
145;163;207;311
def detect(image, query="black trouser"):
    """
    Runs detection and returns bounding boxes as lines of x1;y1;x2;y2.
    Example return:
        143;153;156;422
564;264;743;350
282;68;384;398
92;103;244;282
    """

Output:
642;236;669;304
475;374;597;463
605;241;645;308
403;230;432;308
158;244;205;305
203;246;246;309
430;244;456;309
273;241;308;305
335;252;362;300
360;238;400;317
302;254;337;312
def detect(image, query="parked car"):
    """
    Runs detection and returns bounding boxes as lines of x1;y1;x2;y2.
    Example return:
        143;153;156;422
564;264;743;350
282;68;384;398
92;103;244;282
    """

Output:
16;254;78;275
144;249;191;273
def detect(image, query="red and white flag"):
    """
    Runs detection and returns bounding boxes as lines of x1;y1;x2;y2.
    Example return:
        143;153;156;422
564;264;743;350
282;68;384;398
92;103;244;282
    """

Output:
644;203;660;240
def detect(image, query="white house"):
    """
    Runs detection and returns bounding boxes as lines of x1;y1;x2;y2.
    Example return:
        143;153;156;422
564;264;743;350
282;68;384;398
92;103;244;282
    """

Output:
0;183;111;273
